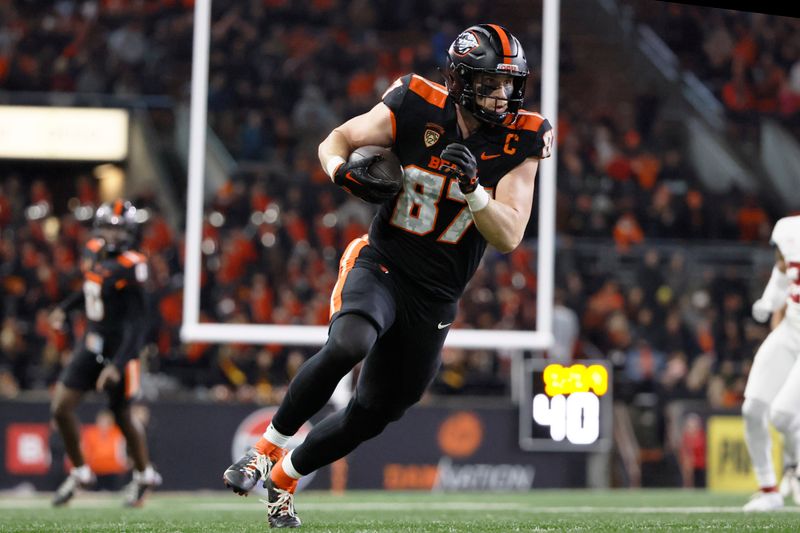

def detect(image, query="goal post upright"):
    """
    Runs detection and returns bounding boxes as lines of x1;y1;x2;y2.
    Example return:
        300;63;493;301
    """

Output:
180;0;560;353
181;0;211;330
537;0;560;340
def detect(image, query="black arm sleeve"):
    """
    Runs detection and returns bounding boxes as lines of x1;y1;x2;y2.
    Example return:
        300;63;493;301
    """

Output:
58;290;85;313
110;284;147;370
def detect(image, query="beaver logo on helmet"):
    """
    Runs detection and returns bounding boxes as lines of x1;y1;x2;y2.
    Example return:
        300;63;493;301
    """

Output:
452;31;479;56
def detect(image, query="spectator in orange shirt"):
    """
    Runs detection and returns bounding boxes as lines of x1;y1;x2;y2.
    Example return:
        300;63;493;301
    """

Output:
81;410;127;489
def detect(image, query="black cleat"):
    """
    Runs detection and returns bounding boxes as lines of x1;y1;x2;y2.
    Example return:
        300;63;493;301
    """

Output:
263;477;301;528
223;449;272;496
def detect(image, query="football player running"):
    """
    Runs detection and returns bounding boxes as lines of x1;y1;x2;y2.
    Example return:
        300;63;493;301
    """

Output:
50;200;162;507
742;215;800;511
223;24;553;528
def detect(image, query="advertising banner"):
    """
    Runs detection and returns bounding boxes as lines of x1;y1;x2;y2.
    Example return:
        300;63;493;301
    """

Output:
706;415;783;492
1;399;588;491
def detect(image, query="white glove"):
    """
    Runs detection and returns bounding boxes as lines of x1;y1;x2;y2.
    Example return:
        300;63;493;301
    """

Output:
752;299;772;323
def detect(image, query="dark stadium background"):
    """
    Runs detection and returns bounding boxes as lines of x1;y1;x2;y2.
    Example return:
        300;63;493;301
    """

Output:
1;0;799;494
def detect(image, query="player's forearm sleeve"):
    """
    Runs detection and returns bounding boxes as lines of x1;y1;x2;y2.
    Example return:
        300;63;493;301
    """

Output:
58;290;85;313
760;266;790;310
111;286;147;369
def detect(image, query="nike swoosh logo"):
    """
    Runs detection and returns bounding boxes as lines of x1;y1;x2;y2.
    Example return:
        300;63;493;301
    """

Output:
437;322;452;329
344;171;361;184
480;152;501;160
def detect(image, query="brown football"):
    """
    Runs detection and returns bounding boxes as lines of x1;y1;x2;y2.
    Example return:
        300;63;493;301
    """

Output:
348;145;404;194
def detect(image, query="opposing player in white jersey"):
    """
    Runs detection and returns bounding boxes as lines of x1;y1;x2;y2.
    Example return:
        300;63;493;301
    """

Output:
742;215;800;511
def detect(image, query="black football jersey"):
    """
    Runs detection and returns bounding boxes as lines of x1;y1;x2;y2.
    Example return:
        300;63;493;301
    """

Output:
80;238;148;340
370;74;553;300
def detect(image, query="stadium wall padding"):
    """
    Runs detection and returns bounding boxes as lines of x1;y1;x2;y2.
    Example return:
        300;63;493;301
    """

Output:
0;399;587;491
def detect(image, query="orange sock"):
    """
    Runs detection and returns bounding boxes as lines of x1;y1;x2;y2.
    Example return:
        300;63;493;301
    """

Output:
271;457;298;493
254;437;286;462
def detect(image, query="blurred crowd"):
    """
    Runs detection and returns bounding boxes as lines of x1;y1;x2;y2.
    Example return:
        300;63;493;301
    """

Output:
0;0;788;448
621;2;800;142
0;169;776;415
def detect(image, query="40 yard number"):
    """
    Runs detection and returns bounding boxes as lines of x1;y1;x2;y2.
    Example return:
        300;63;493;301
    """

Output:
532;392;600;445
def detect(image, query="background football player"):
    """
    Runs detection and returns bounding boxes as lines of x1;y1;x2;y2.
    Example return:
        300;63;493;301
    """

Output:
49;199;162;507
222;24;553;528
742;214;800;511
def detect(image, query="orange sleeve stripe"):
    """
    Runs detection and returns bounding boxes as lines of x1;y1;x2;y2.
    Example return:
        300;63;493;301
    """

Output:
85;272;103;283
86;239;103;253
113;199;124;216
118;251;145;268
408;75;448;109
389;110;397;143
329;235;369;318
115;279;128;289
487;24;512;64
514;111;545;132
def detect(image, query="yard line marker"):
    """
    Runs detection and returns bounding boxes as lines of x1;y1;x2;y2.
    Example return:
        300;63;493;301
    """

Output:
183;502;800;514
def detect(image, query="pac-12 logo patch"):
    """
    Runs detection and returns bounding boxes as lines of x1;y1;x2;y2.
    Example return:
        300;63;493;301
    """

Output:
452;31;479;56
424;122;445;148
231;406;316;492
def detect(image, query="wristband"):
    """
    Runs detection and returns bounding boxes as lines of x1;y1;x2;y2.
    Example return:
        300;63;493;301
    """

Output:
464;185;490;212
325;156;346;179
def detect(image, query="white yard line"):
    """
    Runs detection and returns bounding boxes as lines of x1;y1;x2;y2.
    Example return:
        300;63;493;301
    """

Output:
185;502;800;514
3;497;800;514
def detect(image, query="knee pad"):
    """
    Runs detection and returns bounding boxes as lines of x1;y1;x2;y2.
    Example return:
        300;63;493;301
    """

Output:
324;335;369;368
743;397;770;423
771;410;800;435
325;315;377;367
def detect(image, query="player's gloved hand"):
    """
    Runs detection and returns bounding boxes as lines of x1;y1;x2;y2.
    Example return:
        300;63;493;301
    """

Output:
333;154;400;204
752;299;772;323
333;154;383;192
96;364;121;392
441;143;478;194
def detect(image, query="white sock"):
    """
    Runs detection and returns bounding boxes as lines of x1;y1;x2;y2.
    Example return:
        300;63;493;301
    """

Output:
133;465;154;482
282;450;303;480
743;398;777;487
264;423;292;448
72;464;93;483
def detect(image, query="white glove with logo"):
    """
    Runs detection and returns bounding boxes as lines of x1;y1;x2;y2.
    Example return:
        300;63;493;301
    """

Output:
752;299;772;323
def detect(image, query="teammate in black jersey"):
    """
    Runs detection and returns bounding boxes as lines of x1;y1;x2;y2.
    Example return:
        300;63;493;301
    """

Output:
50;199;162;507
223;24;553;528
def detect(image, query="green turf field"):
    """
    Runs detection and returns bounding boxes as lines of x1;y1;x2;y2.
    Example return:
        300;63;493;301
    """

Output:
1;489;799;532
